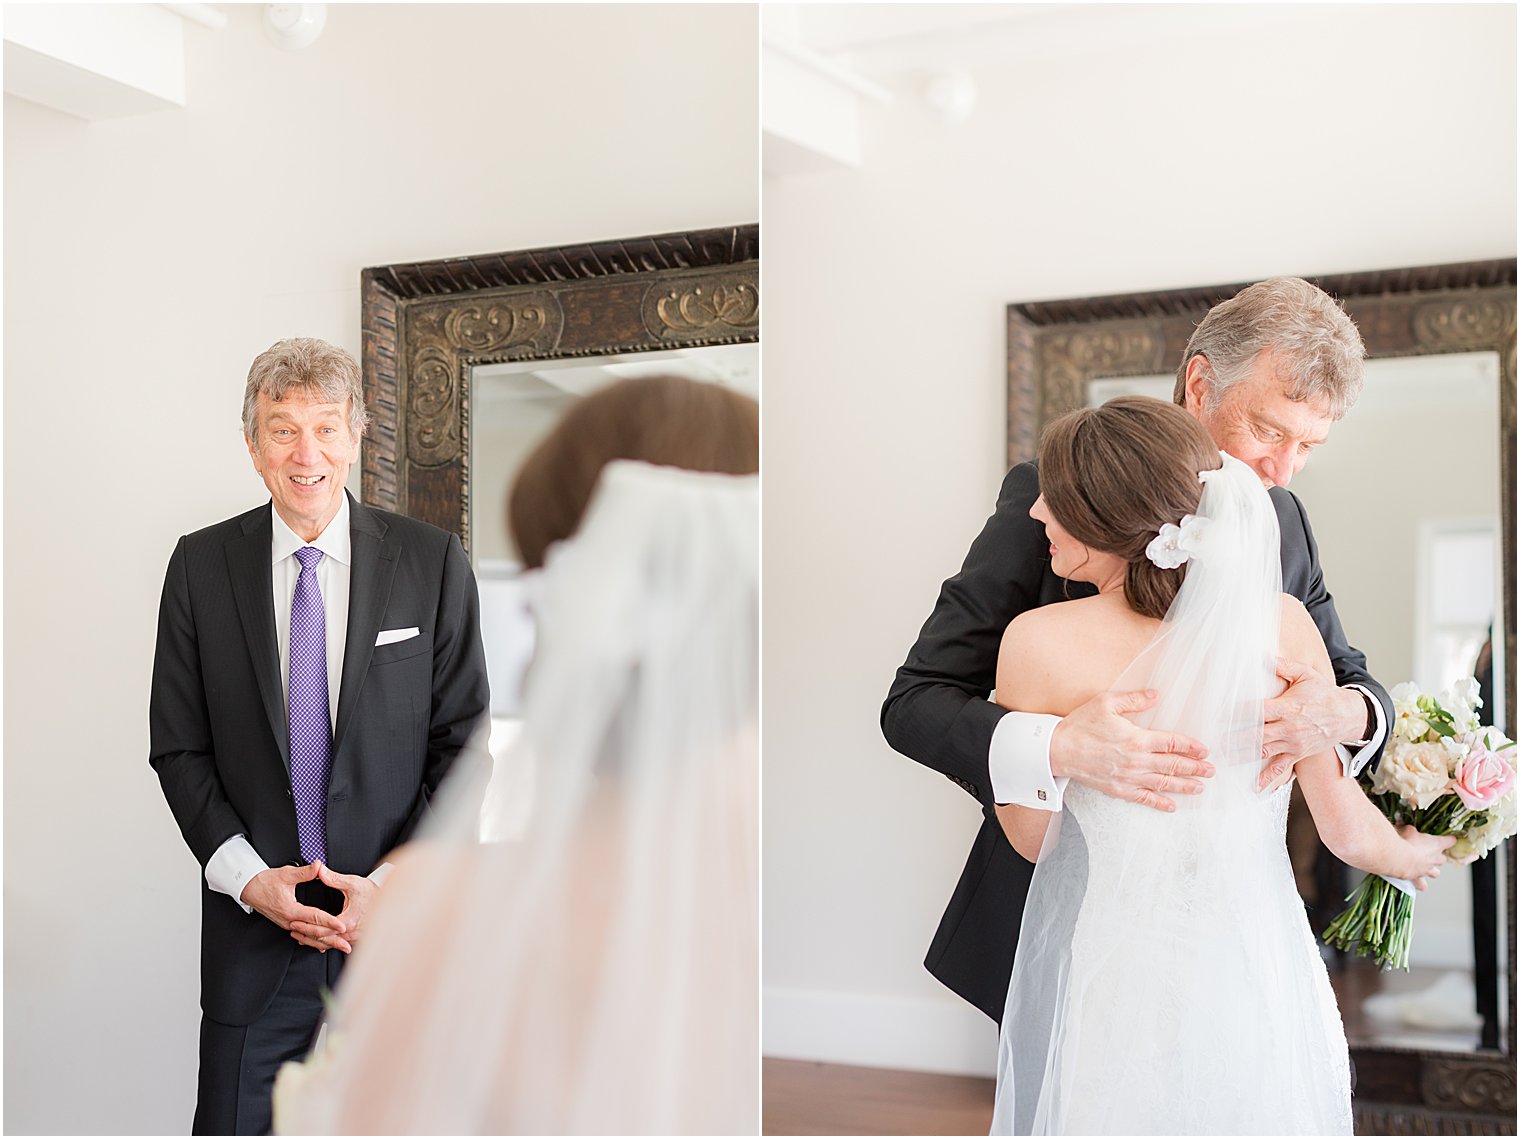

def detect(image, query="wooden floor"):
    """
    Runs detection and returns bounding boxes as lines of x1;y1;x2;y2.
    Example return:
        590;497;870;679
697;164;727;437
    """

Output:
762;967;1487;1135
762;1058;994;1136
1331;961;1484;1052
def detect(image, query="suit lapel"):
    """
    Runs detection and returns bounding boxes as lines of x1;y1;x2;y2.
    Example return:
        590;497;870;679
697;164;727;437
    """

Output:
226;505;291;775
1269;487;1309;595
335;495;397;758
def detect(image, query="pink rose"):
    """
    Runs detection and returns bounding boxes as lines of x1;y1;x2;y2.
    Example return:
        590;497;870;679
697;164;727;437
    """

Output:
1451;743;1516;811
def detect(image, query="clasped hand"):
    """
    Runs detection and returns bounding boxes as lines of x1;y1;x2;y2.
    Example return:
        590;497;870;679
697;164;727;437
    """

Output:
240;861;378;954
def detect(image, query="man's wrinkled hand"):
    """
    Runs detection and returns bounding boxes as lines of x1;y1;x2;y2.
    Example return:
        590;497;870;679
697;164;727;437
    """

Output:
1261;658;1369;789
241;863;350;953
1049;688;1213;813
287;862;378;954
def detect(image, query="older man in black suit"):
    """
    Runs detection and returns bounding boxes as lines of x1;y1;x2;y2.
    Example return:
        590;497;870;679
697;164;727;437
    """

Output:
882;278;1392;1022
150;338;489;1134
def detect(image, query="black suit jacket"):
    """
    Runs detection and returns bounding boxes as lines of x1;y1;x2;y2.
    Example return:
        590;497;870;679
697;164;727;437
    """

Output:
880;461;1391;1022
150;493;489;1025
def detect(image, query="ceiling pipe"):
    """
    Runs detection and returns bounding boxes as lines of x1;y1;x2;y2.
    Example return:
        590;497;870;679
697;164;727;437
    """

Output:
762;33;894;106
159;4;227;31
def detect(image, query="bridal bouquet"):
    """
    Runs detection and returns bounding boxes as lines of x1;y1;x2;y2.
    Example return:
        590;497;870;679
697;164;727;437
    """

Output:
1321;678;1516;969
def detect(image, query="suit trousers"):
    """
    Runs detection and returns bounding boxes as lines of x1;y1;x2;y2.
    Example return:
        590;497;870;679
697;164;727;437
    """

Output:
193;884;344;1136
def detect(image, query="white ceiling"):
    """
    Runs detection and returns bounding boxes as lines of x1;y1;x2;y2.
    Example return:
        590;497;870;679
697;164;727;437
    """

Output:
769;4;1372;83
775;3;1065;58
763;3;1234;175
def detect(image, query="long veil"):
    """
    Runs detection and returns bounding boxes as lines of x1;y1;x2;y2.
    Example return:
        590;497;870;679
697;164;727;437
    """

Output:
276;460;759;1135
992;452;1350;1135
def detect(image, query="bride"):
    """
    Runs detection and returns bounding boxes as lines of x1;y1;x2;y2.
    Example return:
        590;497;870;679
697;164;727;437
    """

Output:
274;376;759;1134
990;397;1451;1135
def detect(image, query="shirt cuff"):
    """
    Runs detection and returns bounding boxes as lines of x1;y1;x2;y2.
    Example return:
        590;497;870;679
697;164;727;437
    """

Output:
1336;684;1387;778
205;835;270;914
368;861;395;888
989;709;1068;811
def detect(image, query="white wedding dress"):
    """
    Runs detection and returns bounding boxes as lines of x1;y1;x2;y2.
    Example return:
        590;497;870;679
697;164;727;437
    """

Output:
992;454;1353;1136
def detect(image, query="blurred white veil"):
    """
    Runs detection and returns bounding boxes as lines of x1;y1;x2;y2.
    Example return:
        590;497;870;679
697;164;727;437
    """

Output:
276;460;759;1134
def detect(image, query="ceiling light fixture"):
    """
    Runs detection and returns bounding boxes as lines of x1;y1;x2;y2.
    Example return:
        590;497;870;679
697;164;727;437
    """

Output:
922;69;977;124
263;4;326;51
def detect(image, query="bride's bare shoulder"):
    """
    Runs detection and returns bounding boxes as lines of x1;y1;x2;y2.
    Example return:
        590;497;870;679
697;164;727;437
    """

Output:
1000;594;1103;647
997;595;1142;712
1278;593;1332;673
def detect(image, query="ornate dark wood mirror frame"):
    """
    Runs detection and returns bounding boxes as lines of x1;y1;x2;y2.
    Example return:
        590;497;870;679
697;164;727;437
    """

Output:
357;223;759;551
1007;260;1517;1134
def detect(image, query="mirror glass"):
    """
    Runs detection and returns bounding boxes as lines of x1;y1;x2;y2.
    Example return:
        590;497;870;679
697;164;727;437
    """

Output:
467;344;759;836
1086;351;1507;1054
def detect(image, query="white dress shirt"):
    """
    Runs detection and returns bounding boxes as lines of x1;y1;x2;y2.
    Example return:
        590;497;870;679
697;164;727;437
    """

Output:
990;685;1388;810
205;498;393;909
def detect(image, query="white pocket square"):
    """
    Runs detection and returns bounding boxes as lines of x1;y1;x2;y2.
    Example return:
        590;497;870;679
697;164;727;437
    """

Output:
375;627;420;646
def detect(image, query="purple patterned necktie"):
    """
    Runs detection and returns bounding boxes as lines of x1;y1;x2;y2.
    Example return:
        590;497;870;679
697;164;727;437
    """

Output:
289;546;330;864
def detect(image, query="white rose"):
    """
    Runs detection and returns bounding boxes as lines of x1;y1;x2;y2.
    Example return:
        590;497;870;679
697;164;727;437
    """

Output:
1369;740;1452;809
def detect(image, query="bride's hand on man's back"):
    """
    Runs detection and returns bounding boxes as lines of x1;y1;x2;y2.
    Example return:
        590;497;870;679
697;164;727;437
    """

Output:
1049;689;1213;812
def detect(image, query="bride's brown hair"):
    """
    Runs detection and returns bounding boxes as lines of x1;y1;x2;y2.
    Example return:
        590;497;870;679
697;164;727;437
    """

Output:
1039;396;1224;619
509;375;759;569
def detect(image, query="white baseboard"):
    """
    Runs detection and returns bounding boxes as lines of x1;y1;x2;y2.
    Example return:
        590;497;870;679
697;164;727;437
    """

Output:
763;986;998;1077
764;922;1475;1079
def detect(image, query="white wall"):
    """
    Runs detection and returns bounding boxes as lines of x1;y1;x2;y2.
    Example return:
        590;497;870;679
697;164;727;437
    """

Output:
762;3;1516;1075
2;5;756;1133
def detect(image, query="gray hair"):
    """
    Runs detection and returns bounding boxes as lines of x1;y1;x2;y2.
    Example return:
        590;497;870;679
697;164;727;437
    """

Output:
243;337;370;445
1172;277;1365;419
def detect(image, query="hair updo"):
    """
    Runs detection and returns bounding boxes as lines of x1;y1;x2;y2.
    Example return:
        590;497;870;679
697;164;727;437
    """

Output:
1038;396;1223;619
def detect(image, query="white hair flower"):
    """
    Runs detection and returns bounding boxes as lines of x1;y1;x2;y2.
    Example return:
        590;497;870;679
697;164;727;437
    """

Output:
1145;514;1208;570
